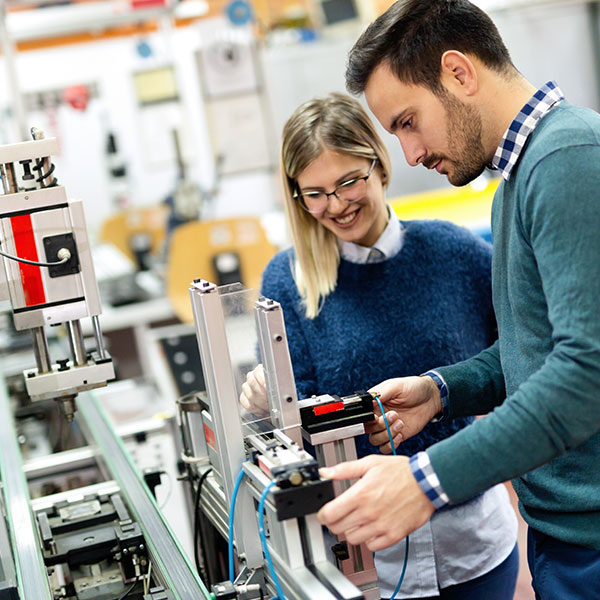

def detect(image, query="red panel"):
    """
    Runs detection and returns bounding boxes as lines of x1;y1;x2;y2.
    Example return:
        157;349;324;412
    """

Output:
130;0;167;9
204;423;217;452
314;401;345;416
10;214;46;307
257;455;272;477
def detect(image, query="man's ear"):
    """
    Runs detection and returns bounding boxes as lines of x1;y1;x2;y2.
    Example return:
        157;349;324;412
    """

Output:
440;50;478;97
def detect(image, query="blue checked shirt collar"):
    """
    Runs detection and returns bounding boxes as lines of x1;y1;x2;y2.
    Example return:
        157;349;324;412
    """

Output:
491;81;564;181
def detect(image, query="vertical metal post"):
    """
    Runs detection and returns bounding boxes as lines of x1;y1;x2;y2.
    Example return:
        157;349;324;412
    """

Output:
91;315;107;360
0;162;17;194
31;327;52;374
30;127;55;187
189;280;262;569
66;320;87;366
0;369;53;599
312;430;378;597
254;298;302;446
0;2;29;142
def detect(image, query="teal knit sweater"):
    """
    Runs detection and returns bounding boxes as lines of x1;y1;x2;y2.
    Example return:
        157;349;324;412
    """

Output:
429;102;600;549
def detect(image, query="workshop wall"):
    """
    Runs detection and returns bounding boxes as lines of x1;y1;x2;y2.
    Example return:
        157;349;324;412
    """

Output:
0;1;597;243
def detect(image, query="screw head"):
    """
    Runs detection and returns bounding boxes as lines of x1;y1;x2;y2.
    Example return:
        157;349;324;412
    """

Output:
289;471;303;486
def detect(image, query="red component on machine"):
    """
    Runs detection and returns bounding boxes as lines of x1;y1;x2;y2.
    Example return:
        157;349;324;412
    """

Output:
10;214;46;306
63;85;90;112
130;0;167;9
313;401;345;416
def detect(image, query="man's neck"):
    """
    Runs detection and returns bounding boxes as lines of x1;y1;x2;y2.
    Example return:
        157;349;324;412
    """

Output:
481;72;537;158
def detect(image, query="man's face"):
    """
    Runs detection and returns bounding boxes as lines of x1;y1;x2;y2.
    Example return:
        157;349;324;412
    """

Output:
365;63;489;186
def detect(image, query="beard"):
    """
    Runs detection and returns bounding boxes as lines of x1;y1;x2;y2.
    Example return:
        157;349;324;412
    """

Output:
427;93;488;186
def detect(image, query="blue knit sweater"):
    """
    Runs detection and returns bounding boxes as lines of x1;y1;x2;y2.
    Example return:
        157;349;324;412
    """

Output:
261;219;496;458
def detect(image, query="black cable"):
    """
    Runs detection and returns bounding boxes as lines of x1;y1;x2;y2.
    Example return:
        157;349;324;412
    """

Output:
116;578;138;600
194;467;213;577
0;247;69;267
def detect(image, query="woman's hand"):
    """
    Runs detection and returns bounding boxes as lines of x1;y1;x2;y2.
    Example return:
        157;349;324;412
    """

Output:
366;375;442;453
239;364;269;417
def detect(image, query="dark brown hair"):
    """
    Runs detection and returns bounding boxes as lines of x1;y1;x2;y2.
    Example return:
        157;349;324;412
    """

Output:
346;0;515;96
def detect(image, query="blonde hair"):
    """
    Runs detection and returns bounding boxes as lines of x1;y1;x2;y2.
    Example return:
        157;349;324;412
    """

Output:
280;92;392;319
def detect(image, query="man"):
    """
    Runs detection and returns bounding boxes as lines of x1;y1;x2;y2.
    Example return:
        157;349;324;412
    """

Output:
317;1;600;598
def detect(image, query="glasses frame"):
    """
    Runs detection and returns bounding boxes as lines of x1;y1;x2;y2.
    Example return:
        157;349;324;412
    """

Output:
294;158;378;215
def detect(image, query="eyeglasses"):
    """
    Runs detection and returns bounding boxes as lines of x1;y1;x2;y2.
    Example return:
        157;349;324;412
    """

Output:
294;158;378;214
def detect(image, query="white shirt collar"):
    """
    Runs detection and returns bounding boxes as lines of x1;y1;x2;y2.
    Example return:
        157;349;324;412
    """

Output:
339;203;404;264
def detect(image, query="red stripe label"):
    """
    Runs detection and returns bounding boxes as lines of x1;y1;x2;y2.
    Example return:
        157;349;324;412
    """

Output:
10;215;46;306
131;0;167;9
204;423;217;452
314;401;345;416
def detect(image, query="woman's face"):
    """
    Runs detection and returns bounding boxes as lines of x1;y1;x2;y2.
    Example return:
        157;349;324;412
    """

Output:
295;149;388;247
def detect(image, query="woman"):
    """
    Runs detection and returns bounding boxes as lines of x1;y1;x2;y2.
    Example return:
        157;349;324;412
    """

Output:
241;92;518;600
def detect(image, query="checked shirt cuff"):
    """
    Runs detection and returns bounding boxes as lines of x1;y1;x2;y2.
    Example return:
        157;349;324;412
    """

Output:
422;369;449;422
409;452;450;509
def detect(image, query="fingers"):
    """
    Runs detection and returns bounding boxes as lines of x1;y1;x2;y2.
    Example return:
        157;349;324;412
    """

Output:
255;363;265;386
246;368;265;394
240;386;251;411
379;433;404;455
362;532;406;552
321;507;365;538
318;459;378;528
345;524;394;550
320;456;376;482
239;365;269;416
324;511;406;551
319;455;433;553
365;411;403;434
366;413;404;453
368;377;403;403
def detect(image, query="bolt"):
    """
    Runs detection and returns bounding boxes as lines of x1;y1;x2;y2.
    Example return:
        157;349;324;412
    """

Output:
288;471;303;486
285;396;293;403
274;334;283;342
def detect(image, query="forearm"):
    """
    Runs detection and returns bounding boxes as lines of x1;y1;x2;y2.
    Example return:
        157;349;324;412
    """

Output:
435;340;506;419
428;348;600;503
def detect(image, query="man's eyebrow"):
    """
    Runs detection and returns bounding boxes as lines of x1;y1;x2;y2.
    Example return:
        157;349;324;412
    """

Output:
389;110;409;133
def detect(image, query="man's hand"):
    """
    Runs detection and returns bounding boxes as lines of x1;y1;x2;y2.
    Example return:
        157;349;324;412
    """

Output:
366;376;442;453
239;364;269;417
317;455;435;551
